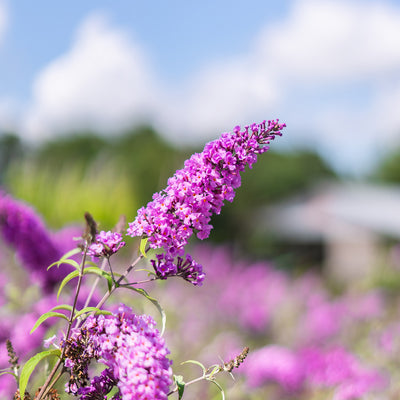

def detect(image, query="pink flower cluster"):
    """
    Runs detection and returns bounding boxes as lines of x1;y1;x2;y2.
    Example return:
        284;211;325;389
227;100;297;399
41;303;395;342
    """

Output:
65;305;172;400
87;230;126;258
243;345;386;399
127;120;285;280
150;252;205;285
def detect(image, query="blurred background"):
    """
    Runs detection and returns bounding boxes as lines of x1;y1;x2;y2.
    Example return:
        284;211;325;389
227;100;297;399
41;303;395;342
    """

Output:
2;0;400;398
1;0;400;266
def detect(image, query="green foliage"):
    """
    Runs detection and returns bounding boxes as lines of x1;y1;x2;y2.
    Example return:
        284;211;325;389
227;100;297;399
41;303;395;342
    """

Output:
19;349;61;399
30;311;69;334
35;132;107;172
374;147;400;183
48;248;82;271
3;126;187;229
174;375;186;399
111;125;188;206
0;133;24;183
5;161;136;229
2;125;335;258
57;266;112;300
139;237;149;257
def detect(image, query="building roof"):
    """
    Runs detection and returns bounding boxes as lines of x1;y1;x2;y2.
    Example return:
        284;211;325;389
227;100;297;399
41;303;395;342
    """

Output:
261;182;400;242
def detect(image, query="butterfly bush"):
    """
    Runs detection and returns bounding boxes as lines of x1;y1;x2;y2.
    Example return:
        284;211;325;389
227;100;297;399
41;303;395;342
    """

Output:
63;305;172;400
1;119;290;400
127;120;285;284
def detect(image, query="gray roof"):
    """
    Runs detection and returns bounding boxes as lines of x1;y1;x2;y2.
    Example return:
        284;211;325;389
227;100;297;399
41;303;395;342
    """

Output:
260;182;400;241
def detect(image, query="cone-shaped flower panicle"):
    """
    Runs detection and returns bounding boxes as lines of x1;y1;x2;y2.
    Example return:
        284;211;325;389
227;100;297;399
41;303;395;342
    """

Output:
127;120;285;282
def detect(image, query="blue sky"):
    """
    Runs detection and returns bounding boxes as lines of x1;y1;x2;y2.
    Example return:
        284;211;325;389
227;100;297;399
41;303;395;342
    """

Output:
1;0;400;176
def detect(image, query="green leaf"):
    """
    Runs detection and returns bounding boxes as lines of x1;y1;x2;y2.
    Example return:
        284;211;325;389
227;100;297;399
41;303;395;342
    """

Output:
61;247;82;260
72;307;112;320
50;304;74;313
139;237;148;257
0;370;17;378
19;349;61;399
30;312;69;334
57;267;113;300
181;360;207;376
208;365;221;379
209;380;225;400
57;270;80;300
174;375;185;399
83;266;113;291
126;287;166;335
48;247;82;271
48;257;80;271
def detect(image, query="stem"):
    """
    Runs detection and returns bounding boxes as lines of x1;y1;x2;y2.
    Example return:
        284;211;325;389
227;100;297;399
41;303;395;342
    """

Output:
64;243;89;342
94;253;144;310
36;243;89;400
167;369;223;397
73;257;108;330
39;368;64;400
83;257;108;309
120;277;157;286
37;248;145;399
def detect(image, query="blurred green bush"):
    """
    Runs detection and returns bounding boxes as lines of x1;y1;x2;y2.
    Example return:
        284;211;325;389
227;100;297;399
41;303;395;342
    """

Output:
1;126;335;249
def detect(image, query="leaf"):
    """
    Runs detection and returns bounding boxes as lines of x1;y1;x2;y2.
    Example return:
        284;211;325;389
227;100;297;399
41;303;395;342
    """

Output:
48;257;80;271
19;349;61;399
126;287;166;335
181;360;207;376
47;247;82;270
50;304;74;313
30;312;69;334
209;380;225;400
57;267;113;300
139;237;148;257
72;307;112;320
84;267;113;291
48;249;98;272
174;375;185;399
0;370;17;378
208;365;221;379
57;270;80;300
61;247;83;260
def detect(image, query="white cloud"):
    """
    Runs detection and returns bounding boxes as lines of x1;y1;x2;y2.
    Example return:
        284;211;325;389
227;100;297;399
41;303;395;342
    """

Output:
157;0;400;158
24;13;158;140
258;0;400;83
155;57;280;143
22;1;400;174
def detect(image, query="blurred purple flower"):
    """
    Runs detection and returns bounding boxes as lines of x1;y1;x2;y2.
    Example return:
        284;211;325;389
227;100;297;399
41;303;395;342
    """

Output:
301;346;386;399
0;191;81;292
243;345;305;391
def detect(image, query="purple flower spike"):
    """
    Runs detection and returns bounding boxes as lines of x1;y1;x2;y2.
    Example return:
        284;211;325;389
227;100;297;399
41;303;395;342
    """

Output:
127;120;285;282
